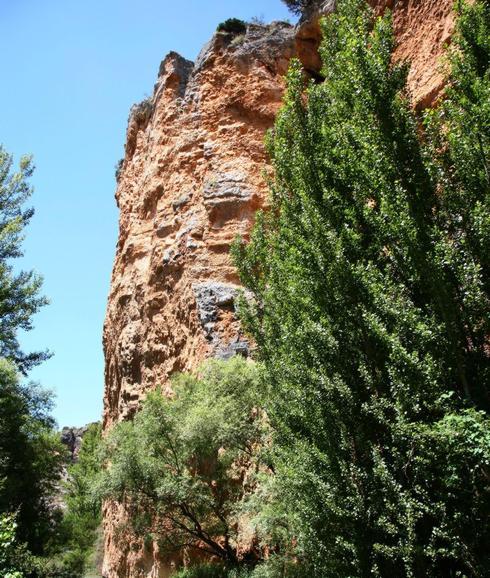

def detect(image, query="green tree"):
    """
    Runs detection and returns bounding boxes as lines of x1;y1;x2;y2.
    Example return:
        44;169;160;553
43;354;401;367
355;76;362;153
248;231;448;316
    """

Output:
0;145;61;570
0;359;65;556
280;0;318;17
36;423;103;578
232;0;489;576
98;358;267;570
62;422;102;575
0;147;49;374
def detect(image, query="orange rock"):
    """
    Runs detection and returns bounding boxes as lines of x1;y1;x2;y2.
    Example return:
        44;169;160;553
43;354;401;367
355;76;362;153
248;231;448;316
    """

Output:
102;22;295;576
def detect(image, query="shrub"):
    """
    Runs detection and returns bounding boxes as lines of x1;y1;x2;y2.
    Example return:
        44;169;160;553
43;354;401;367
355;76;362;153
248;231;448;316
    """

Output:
98;358;268;569
280;0;318;16
217;18;247;35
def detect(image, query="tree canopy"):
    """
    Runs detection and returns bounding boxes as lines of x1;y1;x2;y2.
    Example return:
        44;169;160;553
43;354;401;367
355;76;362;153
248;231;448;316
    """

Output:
99;358;267;568
0;147;49;374
0;359;64;556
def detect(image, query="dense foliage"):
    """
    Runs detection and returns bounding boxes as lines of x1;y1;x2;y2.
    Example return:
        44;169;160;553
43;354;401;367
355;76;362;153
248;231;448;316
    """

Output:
0;513;32;578
99;358;267;569
62;422;102;569
0;359;64;558
232;0;489;576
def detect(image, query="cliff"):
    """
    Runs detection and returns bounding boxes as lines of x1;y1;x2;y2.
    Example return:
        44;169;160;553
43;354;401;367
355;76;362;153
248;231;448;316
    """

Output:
102;2;455;576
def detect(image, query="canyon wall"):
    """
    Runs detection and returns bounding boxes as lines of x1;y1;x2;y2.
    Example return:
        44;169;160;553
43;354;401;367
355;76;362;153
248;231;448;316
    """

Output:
102;1;455;576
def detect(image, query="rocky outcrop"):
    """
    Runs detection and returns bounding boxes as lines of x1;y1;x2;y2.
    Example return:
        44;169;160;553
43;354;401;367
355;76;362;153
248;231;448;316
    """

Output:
103;3;456;575
103;21;294;431
60;424;95;462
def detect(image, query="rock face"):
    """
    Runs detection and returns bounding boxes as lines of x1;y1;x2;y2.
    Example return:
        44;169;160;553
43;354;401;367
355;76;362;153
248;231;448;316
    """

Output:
103;21;295;431
103;3;456;576
102;21;295;577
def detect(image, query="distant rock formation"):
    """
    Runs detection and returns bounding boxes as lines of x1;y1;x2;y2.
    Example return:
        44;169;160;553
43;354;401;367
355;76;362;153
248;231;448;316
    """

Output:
60;423;97;462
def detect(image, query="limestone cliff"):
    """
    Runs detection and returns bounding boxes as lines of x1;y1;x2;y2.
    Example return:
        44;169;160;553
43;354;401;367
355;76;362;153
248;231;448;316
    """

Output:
103;2;455;575
102;21;296;577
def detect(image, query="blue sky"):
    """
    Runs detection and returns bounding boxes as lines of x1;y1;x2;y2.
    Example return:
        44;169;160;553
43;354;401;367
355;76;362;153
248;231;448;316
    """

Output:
0;0;292;427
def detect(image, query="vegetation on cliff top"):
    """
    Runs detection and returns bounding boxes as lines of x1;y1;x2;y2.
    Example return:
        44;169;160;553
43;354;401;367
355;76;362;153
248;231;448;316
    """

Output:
217;18;247;35
281;0;319;17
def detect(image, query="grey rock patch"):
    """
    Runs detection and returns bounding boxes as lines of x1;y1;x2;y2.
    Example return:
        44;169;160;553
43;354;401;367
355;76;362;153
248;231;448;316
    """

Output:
176;216;200;241
215;340;250;360
193;282;239;331
163;248;181;263
172;193;191;211
157;51;195;98
193;38;215;75
186;239;199;249
203;141;214;159
203;172;252;207
231;22;295;70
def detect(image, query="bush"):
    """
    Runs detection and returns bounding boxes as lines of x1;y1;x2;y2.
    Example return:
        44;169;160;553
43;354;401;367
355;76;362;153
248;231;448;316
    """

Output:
98;358;268;569
217;18;247;34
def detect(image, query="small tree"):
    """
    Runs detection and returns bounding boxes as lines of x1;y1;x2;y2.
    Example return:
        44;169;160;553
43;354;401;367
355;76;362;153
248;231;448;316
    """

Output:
99;358;267;569
216;18;247;35
281;0;319;17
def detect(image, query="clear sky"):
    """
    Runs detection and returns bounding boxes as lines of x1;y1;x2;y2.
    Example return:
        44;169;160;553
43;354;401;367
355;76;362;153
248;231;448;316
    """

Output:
0;0;292;428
